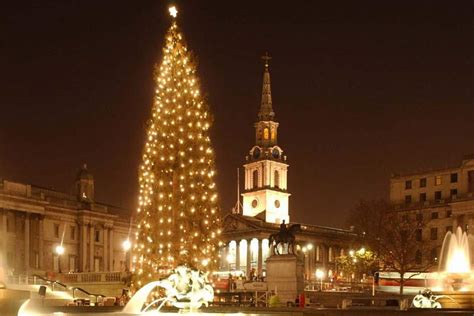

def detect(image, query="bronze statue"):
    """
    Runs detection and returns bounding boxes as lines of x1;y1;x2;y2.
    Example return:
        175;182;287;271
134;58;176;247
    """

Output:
268;220;301;255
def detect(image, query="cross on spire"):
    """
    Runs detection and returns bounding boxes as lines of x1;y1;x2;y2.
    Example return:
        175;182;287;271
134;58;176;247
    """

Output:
258;52;275;121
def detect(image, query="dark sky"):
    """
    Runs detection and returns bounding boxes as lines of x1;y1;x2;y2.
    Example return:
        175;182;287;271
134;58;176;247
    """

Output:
1;1;472;228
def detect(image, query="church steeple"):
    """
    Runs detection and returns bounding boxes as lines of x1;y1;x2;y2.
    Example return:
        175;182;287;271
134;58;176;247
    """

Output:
241;54;290;224
258;53;275;121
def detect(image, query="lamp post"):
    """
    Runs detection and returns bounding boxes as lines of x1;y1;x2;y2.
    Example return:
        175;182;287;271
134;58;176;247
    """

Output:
55;245;65;273
122;239;131;271
316;269;324;291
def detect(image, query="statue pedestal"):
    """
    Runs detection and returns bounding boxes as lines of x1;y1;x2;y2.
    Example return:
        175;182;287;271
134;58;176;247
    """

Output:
265;254;304;304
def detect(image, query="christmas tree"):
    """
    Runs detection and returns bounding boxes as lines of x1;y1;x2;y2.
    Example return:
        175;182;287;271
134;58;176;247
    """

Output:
132;7;222;288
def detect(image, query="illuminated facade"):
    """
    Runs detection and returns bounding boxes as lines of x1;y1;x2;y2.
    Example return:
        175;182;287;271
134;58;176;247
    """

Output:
390;156;474;264
221;58;357;280
0;165;133;277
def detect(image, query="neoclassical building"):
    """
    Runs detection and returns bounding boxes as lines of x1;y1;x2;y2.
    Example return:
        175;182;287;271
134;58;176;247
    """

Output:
390;155;474;265
220;58;357;281
0;165;133;277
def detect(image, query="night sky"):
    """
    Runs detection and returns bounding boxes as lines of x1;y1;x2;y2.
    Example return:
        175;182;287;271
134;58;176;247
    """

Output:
1;1;472;228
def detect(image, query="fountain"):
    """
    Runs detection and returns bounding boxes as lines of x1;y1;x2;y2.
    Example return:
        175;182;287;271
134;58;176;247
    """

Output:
438;226;474;292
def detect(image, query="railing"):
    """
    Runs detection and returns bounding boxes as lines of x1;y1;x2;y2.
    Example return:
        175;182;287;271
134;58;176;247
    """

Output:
60;271;123;284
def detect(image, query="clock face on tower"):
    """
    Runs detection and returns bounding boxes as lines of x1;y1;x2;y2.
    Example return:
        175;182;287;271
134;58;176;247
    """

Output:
272;148;280;159
253;148;261;159
252;199;258;208
274;199;281;208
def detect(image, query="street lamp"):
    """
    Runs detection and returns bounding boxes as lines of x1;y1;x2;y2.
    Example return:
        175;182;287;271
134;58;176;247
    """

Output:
316;269;324;291
122;239;132;271
55;245;65;273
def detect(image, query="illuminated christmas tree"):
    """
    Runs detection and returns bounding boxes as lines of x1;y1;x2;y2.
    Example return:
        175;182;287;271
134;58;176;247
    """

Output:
132;7;221;288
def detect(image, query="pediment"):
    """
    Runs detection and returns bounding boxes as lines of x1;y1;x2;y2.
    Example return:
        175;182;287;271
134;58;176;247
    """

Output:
222;213;262;233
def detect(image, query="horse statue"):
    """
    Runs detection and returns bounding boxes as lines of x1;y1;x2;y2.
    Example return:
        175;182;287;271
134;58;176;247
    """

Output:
268;221;301;255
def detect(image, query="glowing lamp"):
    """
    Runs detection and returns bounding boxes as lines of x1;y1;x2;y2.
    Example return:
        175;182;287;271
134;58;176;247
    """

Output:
123;239;132;251
55;245;65;255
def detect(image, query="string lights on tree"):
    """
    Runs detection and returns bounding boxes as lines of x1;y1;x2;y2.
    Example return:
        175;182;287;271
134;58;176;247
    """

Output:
132;6;222;288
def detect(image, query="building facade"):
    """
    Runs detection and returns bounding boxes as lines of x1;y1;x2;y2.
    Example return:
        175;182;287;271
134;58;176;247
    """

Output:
390;156;474;264
0;165;133;278
221;58;357;281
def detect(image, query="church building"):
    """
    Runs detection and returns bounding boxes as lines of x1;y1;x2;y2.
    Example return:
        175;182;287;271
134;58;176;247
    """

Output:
221;56;358;281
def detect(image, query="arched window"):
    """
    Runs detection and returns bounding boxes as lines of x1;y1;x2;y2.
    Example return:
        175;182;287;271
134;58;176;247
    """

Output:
263;128;269;140
274;170;280;188
253;170;259;188
271;129;276;140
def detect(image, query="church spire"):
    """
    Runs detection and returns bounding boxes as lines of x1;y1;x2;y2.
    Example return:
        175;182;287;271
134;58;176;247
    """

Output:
258;52;275;121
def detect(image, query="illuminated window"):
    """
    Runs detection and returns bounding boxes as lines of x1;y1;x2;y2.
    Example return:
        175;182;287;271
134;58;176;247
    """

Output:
315;246;320;261
252;170;259;188
274;170;280;188
263;128;269;140
271;129;275;140
435;175;442;186
328;247;334;262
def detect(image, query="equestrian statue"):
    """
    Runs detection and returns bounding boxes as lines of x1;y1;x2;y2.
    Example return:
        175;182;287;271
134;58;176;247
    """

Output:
268;220;301;255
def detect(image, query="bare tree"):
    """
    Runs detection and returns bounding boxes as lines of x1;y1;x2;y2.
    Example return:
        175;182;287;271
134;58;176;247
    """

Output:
376;211;434;295
347;200;435;295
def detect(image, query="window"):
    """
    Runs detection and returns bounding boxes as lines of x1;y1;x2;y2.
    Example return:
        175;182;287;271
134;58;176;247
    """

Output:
34;252;39;269
446;210;452;217
263;128;269;140
274;170;280;188
328;247;334;262
95;229;100;242
435;191;442;201
416;229;422;241
451;173;458;183
316;246;320;262
252;170;259;189
415;250;422;265
420;193;427;202
430;227;438;240
435;175;442;186
405;195;412;204
431;212;439;219
420;178;427;188
446;226;453;233
450;189;458;198
416;213;423;221
54;224;60;238
70;226;75;240
405;180;412;190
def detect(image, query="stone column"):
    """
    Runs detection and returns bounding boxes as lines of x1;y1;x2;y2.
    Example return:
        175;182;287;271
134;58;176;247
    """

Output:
257;239;263;276
81;224;88;271
246;239;251;277
24;213;30;273
235;240;240;271
38;216;44;269
89;224;95;272
1;211;6;266
109;228;114;271
103;227;108;272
